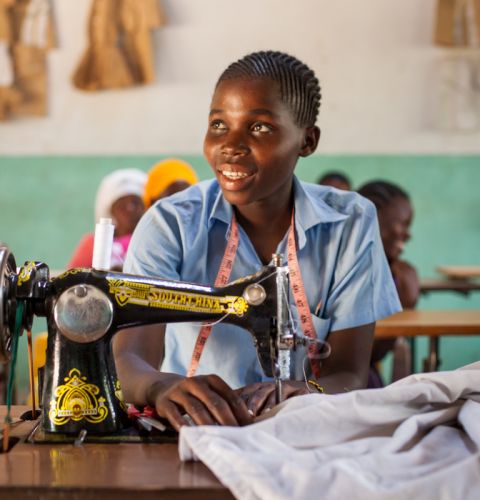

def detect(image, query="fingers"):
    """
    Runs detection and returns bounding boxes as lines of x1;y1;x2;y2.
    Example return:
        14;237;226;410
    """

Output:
159;400;191;432
239;382;310;417
153;375;253;429
242;383;275;416
157;378;309;430
204;375;252;426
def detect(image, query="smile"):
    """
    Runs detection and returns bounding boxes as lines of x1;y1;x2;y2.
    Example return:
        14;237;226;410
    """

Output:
220;170;249;180
216;166;255;192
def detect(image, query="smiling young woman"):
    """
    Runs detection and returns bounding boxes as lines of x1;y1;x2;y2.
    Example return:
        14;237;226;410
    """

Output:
113;51;401;431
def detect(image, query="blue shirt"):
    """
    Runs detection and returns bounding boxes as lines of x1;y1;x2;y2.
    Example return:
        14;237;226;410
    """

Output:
124;176;401;388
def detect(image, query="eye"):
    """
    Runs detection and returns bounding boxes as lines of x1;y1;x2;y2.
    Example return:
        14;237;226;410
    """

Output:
251;122;273;133
210;120;227;132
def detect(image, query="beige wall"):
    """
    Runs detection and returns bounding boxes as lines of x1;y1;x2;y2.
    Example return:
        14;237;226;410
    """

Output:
1;0;480;154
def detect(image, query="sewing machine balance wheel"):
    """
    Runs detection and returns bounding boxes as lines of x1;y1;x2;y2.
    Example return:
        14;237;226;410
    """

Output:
0;245;17;363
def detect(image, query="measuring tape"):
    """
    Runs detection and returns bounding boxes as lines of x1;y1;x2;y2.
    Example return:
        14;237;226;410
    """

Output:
186;215;239;377
286;216;322;378
187;210;321;378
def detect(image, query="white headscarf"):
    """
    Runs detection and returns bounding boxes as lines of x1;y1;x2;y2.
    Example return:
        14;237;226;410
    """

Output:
94;168;147;223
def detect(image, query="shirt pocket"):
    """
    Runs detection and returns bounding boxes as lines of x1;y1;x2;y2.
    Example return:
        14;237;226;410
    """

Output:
291;314;332;380
311;314;331;341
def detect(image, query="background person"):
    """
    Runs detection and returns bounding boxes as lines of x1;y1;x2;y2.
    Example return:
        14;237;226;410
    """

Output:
358;180;420;387
317;171;351;191
68;168;147;270
143;158;199;208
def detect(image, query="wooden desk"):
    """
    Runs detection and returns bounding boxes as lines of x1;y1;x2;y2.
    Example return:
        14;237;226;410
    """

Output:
436;266;480;280
375;310;480;372
0;407;232;500
420;278;480;296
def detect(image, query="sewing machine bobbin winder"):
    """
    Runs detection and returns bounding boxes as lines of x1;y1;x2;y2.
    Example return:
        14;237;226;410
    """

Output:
0;245;307;440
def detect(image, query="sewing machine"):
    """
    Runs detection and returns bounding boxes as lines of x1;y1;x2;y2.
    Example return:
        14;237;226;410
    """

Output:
0;245;300;438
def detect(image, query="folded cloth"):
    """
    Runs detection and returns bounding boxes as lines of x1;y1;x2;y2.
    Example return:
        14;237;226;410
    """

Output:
179;363;480;500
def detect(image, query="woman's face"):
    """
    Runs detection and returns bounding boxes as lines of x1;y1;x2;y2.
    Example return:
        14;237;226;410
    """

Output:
110;194;145;236
378;196;413;262
203;77;318;211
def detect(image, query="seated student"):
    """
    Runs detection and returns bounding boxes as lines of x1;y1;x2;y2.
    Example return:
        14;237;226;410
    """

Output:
68;168;147;270
113;50;401;431
357;180;420;387
143;158;199;208
317;171;351;191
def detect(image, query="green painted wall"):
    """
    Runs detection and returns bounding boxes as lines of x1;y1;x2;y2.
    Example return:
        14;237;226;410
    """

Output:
1;155;479;400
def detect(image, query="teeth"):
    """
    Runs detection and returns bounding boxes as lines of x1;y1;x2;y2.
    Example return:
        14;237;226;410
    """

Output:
221;170;248;180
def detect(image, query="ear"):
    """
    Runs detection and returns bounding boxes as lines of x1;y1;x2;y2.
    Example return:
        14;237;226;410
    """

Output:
299;126;320;157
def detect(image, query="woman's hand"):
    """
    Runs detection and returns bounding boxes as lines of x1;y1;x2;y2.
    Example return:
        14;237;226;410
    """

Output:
236;381;310;417
148;374;253;431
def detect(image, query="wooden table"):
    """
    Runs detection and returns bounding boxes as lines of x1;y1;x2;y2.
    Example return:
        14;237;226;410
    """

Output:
436;266;480;280
420;278;480;296
375;310;480;371
0;406;232;500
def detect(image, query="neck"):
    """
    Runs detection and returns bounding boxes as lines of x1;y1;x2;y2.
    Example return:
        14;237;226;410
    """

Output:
234;185;294;264
234;178;294;229
235;199;292;232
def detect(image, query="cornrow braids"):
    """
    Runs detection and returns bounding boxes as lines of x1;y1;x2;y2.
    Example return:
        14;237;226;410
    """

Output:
217;50;321;127
357;180;409;211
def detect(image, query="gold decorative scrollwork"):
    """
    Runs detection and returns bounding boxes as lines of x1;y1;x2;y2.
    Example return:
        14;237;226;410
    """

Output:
49;368;108;425
115;379;127;412
17;261;36;286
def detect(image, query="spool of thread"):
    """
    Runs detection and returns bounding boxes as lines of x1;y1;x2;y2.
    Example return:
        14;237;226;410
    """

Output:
92;218;114;270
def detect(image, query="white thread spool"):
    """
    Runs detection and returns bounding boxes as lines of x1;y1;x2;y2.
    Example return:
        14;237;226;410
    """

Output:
92;218;114;270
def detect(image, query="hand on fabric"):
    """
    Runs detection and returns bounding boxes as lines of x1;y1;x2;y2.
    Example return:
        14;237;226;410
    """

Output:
148;374;253;431
236;381;310;417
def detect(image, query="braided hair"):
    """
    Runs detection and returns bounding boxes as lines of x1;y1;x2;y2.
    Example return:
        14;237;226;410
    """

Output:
217;50;321;127
357;180;409;211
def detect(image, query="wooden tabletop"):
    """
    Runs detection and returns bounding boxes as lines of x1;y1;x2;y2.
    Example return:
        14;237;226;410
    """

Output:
375;310;480;337
0;407;232;500
436;266;480;280
420;278;480;295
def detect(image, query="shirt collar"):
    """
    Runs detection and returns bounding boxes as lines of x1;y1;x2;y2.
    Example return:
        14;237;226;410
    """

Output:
292;176;348;249
208;182;233;233
208;176;348;245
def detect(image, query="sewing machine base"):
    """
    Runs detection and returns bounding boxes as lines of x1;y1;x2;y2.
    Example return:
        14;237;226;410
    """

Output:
27;416;178;444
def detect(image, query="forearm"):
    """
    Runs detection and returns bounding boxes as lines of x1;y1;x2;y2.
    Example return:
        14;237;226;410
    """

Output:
311;323;375;394
115;349;183;406
313;370;366;394
112;324;183;407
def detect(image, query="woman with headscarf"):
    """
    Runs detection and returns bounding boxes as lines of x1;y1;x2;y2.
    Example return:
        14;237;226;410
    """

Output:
68;168;147;270
143;158;198;208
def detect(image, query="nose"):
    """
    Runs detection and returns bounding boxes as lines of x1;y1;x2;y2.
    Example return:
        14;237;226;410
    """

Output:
126;199;144;214
220;130;250;158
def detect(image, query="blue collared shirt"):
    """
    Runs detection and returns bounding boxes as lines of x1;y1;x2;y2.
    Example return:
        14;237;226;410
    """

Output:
124;176;401;387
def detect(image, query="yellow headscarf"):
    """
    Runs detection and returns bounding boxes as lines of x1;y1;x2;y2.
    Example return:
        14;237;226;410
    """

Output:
143;158;199;208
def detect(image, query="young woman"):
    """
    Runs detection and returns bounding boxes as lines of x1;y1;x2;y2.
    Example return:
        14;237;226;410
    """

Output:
113;51;401;430
358;180;420;387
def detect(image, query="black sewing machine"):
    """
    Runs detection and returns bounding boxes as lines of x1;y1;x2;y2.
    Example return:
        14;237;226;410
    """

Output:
0;245;299;439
